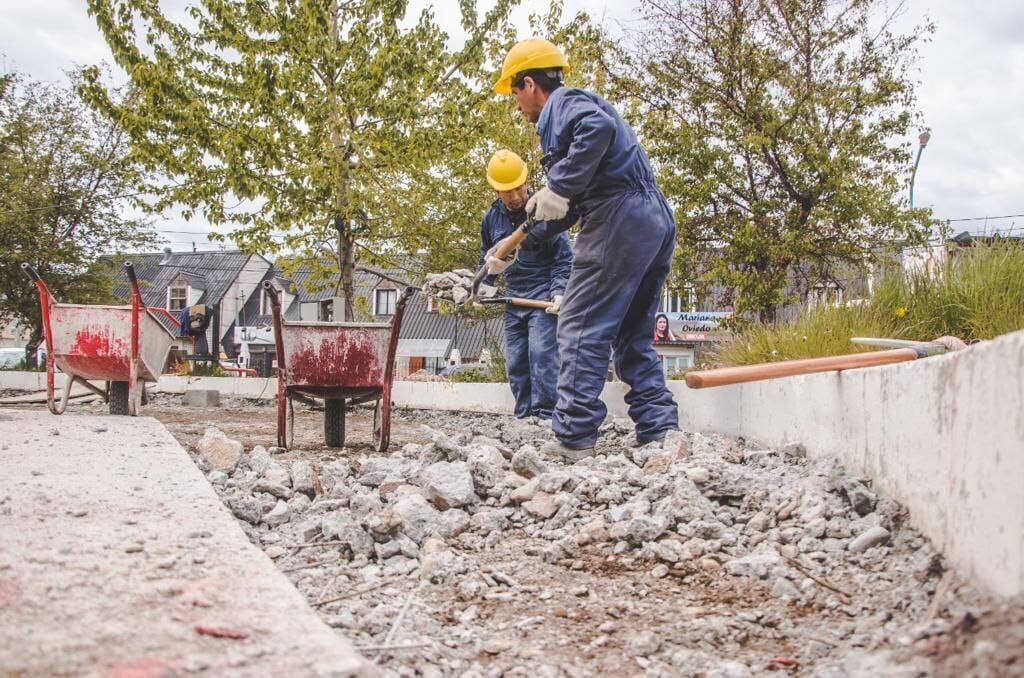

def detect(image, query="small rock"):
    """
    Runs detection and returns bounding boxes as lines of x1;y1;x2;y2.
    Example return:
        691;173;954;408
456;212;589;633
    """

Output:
391;494;441;545
197;428;243;472
651;564;669;578
523;491;559;519
848;526;890;553
511;446;548;479
510;477;540;503
625;630;662;656
569;585;589;597
248;446;272;475
263;461;291;487
228;497;262;525
252;479;293;500
771;577;799;599
264;500;292;527
420;461;477;510
781;441;807;458
724;548;782;579
290;461;316;497
482;638;513;655
746;511;771;533
685;467;711;484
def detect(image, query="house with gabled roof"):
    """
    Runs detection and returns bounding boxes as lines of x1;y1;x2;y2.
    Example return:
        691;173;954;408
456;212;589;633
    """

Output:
109;248;275;363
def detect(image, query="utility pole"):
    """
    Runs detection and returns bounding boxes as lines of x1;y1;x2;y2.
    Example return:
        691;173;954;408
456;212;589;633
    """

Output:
909;129;931;210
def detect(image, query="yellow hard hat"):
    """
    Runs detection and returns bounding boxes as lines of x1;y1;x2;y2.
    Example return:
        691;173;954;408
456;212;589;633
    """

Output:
493;37;569;95
486;150;528;191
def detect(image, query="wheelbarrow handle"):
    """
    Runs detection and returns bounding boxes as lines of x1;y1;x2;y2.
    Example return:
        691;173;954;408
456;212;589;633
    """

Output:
261;280;282;310
123;261;138;284
21;262;41;282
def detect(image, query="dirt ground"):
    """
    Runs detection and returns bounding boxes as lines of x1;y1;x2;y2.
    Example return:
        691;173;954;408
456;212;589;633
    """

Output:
4;392;1023;676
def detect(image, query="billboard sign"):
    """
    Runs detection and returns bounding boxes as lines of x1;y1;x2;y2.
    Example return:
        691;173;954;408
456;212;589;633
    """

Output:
654;311;732;344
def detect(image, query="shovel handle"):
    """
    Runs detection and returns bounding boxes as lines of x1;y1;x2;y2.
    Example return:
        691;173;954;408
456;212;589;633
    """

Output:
481;297;553;310
685;348;919;389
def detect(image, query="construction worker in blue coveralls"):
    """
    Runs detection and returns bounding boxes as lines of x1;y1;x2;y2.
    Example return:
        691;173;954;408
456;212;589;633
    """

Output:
492;38;681;460
479;149;574;420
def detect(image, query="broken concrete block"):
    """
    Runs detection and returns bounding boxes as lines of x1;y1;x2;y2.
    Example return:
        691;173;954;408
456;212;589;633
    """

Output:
197;427;243;473
183;389;220;407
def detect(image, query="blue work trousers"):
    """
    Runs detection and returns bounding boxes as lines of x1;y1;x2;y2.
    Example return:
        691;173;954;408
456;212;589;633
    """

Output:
504;305;559;420
552;188;680;447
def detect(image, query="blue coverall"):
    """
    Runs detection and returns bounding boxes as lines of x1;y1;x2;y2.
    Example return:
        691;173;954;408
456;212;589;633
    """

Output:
479;197;574;419
523;87;680;447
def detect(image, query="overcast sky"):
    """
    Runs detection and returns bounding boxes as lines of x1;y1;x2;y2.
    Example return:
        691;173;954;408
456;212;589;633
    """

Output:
2;0;1021;249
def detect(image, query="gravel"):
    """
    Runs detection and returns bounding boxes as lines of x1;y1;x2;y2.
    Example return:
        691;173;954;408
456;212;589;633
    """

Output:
185;407;1016;676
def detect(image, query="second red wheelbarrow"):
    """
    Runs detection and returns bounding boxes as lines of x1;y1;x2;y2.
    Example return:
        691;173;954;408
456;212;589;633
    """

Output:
22;261;176;415
263;281;413;451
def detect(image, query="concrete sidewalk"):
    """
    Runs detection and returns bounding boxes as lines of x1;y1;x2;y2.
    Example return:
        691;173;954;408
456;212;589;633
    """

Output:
0;410;371;676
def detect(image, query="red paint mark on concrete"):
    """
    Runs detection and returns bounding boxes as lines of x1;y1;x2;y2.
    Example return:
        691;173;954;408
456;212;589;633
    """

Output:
194;624;249;640
286;328;386;388
0;577;22;608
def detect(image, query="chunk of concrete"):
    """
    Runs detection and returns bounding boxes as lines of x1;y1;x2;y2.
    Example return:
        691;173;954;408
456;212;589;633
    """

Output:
183;389;220;407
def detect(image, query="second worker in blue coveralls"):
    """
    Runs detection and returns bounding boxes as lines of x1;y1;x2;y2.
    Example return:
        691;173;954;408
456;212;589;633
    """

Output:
479;149;574;420
492;38;681;459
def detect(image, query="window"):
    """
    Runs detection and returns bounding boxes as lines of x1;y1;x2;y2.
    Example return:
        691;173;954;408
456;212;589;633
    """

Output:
660;289;684;314
374;289;397;316
426;296;438;313
168;284;188;312
319;299;334;322
424;356;444;374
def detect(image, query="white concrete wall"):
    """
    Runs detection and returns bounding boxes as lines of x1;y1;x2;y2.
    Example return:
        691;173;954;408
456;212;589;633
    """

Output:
3;330;1021;598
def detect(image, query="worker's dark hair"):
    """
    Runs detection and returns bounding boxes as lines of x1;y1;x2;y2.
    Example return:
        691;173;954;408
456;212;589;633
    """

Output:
512;68;564;93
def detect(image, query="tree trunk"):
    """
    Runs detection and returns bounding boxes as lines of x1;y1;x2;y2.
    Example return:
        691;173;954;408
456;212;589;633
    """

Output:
337;227;356;322
25;325;43;369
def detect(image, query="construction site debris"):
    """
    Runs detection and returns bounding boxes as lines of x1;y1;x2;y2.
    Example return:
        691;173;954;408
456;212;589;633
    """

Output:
422;270;498;303
178;407;1011;676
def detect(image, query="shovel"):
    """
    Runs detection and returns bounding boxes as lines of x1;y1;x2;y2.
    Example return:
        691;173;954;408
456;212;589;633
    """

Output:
684;335;967;389
463;215;537;305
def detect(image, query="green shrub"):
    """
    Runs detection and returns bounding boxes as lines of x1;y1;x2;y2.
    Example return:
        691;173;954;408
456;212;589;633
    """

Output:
716;241;1024;366
449;367;493;383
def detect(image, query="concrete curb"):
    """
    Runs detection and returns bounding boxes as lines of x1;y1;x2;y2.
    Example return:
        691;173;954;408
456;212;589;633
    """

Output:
0;411;373;676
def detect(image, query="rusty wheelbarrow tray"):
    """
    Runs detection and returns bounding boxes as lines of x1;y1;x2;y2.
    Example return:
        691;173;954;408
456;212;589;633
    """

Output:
263;282;413;452
22;262;177;416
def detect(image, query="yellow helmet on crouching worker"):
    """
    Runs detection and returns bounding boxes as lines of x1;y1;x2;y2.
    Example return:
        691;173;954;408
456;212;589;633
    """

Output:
493;37;569;95
486;150;528;191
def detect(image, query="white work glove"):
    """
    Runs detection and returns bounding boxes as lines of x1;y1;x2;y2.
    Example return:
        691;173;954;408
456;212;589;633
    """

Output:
526;187;571;221
545;294;563;315
484;241;517;275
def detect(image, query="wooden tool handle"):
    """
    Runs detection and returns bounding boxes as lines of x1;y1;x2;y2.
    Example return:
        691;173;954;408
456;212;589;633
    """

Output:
507;297;553;310
684;348;919;389
492;223;530;260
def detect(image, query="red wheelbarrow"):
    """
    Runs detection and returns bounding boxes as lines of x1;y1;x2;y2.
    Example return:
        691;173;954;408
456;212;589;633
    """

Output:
263;281;413;451
22;261;176;416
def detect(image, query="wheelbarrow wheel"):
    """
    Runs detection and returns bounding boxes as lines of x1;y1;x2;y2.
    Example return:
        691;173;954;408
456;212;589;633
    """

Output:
324;398;346;448
108;381;130;416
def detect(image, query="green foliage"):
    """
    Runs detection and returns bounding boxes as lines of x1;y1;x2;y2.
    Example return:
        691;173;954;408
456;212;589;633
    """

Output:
189;362;228;377
715;242;1024;365
449;367;493;383
84;0;582;319
0;72;155;364
617;0;935;319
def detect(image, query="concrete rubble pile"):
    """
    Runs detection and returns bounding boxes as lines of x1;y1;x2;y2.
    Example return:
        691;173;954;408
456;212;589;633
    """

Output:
196;412;987;675
422;269;498;305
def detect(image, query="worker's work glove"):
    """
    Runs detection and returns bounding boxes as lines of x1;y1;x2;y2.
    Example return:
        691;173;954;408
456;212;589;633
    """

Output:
545;294;563;315
526;187;570;221
484;242;517;275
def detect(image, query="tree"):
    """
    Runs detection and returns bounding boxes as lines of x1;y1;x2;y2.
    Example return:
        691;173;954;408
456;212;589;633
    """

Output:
83;0;520;321
0;73;155;366
619;0;933;320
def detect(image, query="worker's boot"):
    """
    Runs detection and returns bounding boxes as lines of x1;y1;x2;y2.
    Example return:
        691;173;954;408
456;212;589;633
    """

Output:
635;428;687;455
540;439;596;463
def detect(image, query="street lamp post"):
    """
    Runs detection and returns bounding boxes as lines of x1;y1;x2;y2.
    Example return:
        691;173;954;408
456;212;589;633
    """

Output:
909;129;931;209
